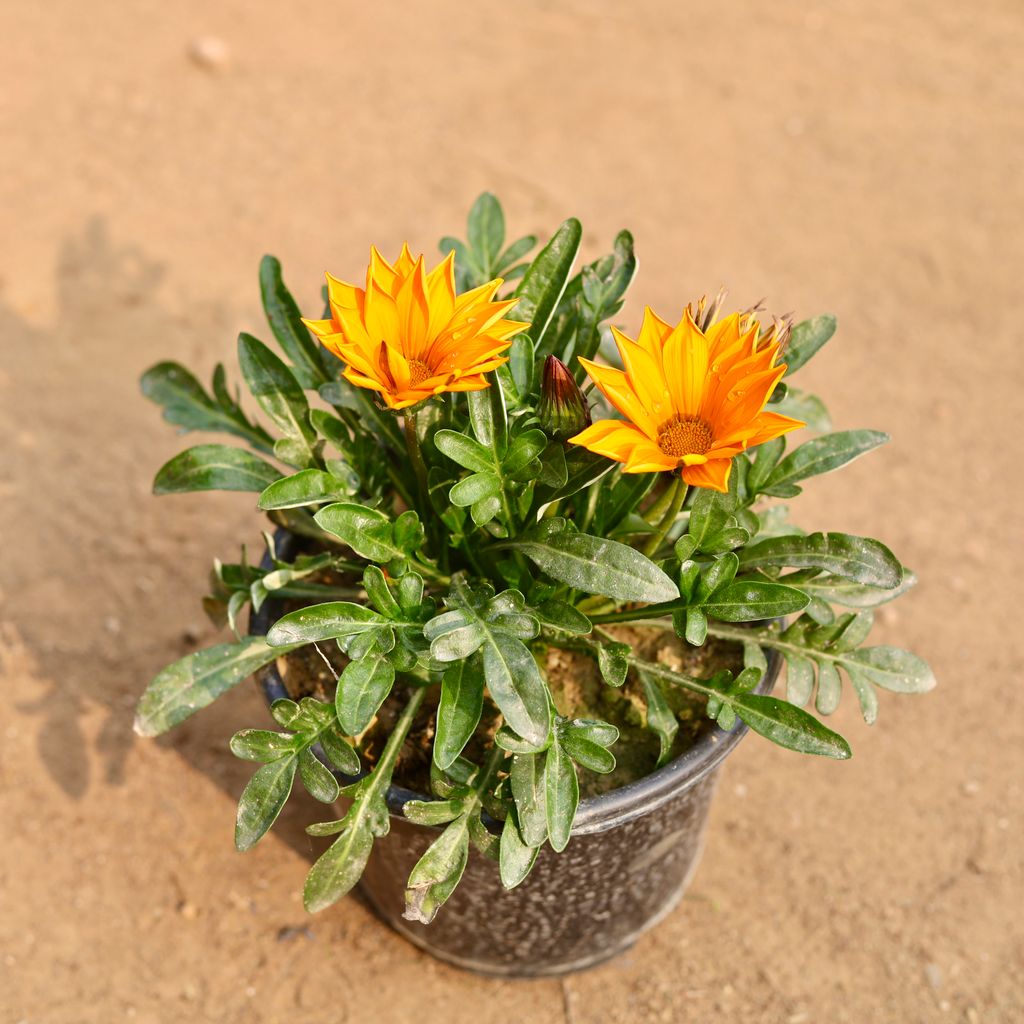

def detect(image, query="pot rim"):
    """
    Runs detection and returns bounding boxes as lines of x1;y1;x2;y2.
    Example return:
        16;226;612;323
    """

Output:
250;530;779;837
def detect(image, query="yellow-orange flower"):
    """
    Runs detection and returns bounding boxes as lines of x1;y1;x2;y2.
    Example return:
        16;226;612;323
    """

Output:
302;245;528;410
568;305;803;492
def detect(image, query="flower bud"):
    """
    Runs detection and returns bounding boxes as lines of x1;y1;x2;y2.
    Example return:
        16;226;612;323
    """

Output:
538;356;591;439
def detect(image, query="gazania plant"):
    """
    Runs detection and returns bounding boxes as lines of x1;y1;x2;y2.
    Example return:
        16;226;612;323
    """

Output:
136;195;933;927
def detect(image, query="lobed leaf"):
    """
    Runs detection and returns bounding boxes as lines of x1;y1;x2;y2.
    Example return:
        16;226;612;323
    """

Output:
731;694;851;759
762;430;889;496
135;637;298;737
738;532;903;589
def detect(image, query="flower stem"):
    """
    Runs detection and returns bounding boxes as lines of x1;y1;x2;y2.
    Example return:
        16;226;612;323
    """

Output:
641;474;688;558
403;406;431;514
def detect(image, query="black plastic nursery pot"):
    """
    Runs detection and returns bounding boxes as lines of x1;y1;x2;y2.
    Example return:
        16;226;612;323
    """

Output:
249;533;779;977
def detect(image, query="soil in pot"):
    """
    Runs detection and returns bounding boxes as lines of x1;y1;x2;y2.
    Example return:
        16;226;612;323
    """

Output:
266;619;743;798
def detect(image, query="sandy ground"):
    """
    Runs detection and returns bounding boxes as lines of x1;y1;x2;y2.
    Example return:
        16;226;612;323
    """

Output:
1;1;1022;1021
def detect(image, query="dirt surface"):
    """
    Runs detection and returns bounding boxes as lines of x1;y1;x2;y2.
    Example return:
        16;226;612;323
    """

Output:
1;2;1021;1021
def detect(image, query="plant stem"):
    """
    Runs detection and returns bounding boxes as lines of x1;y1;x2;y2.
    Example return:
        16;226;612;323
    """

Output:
408;558;451;587
641;474;688;558
541;628;719;702
375;685;427;777
588;598;688;625
403;406;431;513
476;740;506;796
643;476;676;525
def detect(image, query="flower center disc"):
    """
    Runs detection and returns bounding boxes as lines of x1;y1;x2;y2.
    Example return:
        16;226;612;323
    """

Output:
657;416;714;458
408;359;432;385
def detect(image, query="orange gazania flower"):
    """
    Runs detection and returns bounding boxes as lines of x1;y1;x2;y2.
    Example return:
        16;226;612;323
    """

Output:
303;245;528;410
568;304;803;492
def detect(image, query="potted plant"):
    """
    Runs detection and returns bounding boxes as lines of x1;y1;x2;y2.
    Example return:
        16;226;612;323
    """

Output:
135;194;934;976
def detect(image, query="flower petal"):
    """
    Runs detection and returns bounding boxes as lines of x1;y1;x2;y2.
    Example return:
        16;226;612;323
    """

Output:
682;458;732;493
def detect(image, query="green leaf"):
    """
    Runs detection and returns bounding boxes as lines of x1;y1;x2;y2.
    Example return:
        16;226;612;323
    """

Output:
467;382;507;453
566;230;638;367
510;752;548;847
483;634;550;748
738;532;903;589
298;747;341;803
535;599;592;635
362;565;401;618
746;437;787;494
640;672;678;767
235;754;297;850
403;817;471;924
506;520;678;603
229;729;295;762
267;601;384;646
140;361;273;452
425;611;487;661
785;654;816;706
515;218;583;352
702;581;810;622
259;255;328;388
304;822;374;912
500;815;540;890
784;314;837;375
450;472;501;507
467;192;505;275
433;429;494;474
684;607;708;646
596;642;629;687
772;388;832;432
319;728;360;775
134;637;298;737
314;503;422;564
762;430;889;495
544;734;579;853
815;660;843;715
793;569;917;608
731;694;851;759
845;647;936;693
561;725;616;774
403;798;466;826
153;444;281;495
335;652;395;736
538;449;614;507
257;468;353;509
496;235;537;273
848;667;879;724
237;332;317;468
426;580;548;747
434;658;486;770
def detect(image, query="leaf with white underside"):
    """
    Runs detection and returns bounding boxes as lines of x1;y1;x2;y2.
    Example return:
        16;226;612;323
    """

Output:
738;532;903;589
760;430;889;497
134;637;300;737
